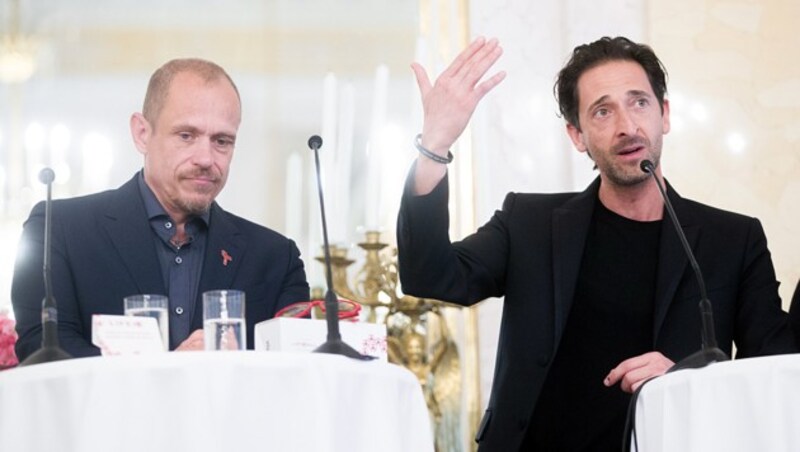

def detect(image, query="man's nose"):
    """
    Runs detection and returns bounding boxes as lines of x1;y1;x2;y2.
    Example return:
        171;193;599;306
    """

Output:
191;139;214;166
615;109;638;136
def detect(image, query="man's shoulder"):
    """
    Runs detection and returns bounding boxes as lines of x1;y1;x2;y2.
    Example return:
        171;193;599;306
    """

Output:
37;178;137;218
678;195;758;227
212;207;294;245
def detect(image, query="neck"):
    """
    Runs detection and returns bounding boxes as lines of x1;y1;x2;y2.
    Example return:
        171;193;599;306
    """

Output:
598;173;665;222
142;172;191;226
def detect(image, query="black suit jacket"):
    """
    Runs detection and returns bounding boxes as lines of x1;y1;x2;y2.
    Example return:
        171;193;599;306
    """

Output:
12;174;309;360
397;173;796;452
790;279;800;349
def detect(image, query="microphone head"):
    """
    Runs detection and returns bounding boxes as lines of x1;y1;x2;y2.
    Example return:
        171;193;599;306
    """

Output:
307;135;323;150
39;167;56;185
640;159;655;174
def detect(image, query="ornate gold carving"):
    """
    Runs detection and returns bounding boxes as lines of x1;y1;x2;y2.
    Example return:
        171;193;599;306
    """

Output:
317;231;466;451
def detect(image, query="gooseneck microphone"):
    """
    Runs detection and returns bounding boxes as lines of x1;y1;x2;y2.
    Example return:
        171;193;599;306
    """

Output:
19;168;72;366
307;135;371;359
640;159;728;371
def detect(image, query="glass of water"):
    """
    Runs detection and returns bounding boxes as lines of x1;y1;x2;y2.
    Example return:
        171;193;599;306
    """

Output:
203;290;246;351
123;294;169;350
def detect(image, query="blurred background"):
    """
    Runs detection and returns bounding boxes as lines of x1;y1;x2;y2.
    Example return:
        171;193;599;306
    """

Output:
1;0;798;449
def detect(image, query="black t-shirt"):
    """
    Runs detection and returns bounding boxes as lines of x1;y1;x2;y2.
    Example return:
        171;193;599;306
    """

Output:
523;201;662;451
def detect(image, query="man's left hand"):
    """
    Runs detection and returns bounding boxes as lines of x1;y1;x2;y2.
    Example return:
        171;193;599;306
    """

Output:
175;329;205;351
604;351;674;393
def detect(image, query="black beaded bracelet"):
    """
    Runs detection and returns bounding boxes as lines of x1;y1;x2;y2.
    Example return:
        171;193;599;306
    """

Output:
414;133;454;164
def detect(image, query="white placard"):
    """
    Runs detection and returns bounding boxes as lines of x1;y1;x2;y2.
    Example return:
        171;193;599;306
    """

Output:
254;317;388;361
91;314;166;355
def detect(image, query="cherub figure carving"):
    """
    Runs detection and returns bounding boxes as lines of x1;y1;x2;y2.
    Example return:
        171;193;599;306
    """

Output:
387;310;462;451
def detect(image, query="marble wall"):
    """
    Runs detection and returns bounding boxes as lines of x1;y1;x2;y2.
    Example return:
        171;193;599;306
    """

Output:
649;0;800;309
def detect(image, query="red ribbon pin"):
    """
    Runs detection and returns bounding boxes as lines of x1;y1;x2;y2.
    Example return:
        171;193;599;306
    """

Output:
221;249;233;266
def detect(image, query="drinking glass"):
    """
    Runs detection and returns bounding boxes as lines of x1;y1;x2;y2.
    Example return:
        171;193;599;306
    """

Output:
203;290;246;351
123;294;169;350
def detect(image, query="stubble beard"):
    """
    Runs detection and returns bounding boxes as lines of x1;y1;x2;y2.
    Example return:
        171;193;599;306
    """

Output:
176;197;213;217
594;135;662;187
175;169;223;216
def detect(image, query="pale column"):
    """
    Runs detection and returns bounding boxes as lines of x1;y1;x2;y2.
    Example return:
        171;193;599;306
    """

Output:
285;152;303;239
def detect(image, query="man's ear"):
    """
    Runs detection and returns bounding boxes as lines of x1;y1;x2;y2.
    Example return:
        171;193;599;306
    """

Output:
661;98;671;135
566;122;588;153
130;113;151;155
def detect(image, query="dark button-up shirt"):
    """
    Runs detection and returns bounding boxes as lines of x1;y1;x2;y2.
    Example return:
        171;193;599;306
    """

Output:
137;172;208;349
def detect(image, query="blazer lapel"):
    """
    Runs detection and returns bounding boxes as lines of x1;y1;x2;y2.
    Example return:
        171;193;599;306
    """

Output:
652;181;700;344
101;176;166;295
191;204;245;328
551;177;599;349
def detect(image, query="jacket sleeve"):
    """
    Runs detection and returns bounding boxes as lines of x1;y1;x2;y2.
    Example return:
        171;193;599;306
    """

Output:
396;163;513;306
733;218;797;356
275;238;310;310
790;279;800;350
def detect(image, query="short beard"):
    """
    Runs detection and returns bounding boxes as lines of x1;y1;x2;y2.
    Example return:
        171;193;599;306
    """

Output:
591;135;661;187
604;166;652;187
176;198;213;217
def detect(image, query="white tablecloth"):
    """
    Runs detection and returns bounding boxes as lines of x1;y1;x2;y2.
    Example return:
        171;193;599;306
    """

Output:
0;351;434;452
634;354;800;452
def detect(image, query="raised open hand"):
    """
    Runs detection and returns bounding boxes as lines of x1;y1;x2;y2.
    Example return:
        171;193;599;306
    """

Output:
412;37;506;157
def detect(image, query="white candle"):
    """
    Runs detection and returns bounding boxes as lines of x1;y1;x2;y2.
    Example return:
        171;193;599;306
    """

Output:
365;65;389;230
334;82;355;244
306;73;339;289
320;72;339;242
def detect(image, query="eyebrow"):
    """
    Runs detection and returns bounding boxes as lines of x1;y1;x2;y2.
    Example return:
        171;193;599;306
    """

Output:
586;95;610;114
585;90;654;113
627;89;653;100
170;124;201;135
211;132;237;143
170;125;236;141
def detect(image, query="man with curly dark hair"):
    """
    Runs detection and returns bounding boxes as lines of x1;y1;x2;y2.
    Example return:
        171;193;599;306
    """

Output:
397;36;796;451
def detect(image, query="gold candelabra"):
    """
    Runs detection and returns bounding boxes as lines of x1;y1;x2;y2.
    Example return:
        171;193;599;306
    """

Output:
313;244;359;302
315;231;465;451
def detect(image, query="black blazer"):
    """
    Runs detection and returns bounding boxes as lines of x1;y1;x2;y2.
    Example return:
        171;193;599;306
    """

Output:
12;174;309;360
397;173;796;452
790;279;800;349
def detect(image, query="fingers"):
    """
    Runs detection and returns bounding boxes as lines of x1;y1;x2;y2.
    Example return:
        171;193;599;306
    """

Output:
604;351;674;393
175;329;205;352
475;70;507;102
618;366;655;393
411;62;432;98
456;38;503;86
415;36;504;97
411;36;505;159
441;36;488;79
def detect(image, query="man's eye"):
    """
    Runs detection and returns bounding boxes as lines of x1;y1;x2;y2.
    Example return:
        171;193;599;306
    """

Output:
179;132;193;140
594;108;609;118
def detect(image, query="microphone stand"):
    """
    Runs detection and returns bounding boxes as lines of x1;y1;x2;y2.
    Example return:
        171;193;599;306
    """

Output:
624;160;730;452
19;168;72;366
641;160;728;371
307;135;372;360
